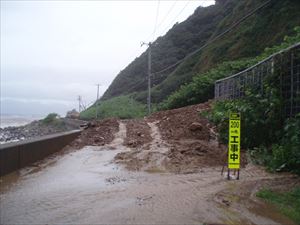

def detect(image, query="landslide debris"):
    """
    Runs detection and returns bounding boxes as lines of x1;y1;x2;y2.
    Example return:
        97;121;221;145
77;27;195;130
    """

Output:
65;102;247;174
69;118;119;149
149;102;225;172
148;102;213;141
123;119;152;149
115;102;247;173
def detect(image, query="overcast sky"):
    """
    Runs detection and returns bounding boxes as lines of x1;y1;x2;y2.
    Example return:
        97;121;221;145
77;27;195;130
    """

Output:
1;0;215;117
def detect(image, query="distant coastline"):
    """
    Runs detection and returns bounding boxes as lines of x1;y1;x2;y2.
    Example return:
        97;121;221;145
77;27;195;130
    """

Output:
0;114;43;128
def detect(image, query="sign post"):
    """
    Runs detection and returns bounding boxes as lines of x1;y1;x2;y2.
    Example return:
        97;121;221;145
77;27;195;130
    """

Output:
227;112;241;180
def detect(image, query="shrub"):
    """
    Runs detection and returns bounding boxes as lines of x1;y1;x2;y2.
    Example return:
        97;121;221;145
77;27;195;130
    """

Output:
269;115;300;174
161;58;258;110
42;113;59;124
209;91;282;148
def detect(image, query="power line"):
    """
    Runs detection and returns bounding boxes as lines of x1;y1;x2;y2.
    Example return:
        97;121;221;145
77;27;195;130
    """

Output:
126;78;148;94
155;1;177;36
145;0;177;42
159;0;191;36
152;0;272;76
128;0;212;62
152;0;161;40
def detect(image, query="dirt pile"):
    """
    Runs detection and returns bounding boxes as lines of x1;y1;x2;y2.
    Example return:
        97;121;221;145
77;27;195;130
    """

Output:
148;102;213;141
115;102;247;173
65;102;246;173
149;102;229;172
123;119;152;149
69;118;119;149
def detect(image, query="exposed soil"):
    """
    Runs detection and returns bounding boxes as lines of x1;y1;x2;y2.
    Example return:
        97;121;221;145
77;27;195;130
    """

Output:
123;119;152;149
68;118;119;149
150;102;248;169
115;102;246;173
148;102;213;141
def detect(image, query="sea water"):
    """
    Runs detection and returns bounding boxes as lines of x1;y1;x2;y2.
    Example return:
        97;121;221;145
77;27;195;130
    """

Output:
0;114;42;128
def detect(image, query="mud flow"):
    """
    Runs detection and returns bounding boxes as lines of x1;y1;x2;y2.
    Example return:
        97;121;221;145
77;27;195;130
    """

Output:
0;120;298;225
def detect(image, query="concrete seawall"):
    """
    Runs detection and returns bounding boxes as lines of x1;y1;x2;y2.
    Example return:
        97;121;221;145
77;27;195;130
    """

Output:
0;130;81;176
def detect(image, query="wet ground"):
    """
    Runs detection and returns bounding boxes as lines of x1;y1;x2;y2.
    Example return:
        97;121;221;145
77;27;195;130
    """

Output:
0;120;299;225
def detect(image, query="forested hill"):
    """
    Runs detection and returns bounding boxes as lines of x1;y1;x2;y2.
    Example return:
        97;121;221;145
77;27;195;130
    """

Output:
101;0;300;104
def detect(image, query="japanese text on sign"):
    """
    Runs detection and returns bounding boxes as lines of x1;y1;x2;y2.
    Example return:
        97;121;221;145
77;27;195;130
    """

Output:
228;113;241;169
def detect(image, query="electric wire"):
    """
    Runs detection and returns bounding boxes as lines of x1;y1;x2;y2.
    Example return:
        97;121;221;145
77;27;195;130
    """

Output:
145;0;177;42
159;0;191;36
126;78;148;94
152;0;161;41
155;1;177;34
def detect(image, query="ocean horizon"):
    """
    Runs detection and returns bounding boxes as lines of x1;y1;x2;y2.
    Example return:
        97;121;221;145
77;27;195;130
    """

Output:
0;114;44;128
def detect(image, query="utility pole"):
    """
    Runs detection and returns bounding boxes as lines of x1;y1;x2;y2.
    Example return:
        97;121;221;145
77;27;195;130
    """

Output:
95;84;100;120
141;41;152;115
78;95;82;113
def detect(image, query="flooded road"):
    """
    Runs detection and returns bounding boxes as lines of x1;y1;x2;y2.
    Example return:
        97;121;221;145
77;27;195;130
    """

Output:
0;122;296;225
0;145;223;224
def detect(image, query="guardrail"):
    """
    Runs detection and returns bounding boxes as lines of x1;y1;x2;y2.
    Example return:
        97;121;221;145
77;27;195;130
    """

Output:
0;130;81;176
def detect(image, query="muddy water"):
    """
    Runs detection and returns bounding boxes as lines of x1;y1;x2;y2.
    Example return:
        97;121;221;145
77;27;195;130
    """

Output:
0;122;296;225
0;147;224;225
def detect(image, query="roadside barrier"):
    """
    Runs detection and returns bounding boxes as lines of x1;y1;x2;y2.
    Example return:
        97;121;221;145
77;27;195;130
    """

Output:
0;130;81;176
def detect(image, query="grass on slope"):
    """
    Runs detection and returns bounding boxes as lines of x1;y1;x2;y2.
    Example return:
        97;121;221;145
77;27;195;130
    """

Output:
161;26;300;110
256;188;300;224
80;95;147;120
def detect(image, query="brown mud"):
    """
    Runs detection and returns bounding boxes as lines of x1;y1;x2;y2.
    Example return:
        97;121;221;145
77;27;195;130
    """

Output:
123;119;152;149
116;102;246;173
67;118;119;149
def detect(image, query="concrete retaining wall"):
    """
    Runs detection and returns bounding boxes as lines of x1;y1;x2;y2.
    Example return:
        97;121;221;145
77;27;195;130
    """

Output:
0;130;81;176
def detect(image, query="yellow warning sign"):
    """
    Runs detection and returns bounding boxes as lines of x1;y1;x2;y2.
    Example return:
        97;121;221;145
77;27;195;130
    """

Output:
228;113;241;169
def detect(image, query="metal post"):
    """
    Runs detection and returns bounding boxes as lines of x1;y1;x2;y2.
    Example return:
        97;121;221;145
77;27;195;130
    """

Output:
290;53;294;117
296;52;300;115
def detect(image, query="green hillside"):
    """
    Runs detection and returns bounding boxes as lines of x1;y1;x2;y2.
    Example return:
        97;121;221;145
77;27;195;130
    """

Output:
101;0;300;104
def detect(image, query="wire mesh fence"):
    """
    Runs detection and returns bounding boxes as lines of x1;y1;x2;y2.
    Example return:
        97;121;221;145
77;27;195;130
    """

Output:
214;43;300;118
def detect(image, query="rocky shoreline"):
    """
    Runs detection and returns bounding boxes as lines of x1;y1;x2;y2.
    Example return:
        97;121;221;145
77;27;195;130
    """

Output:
0;118;82;144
